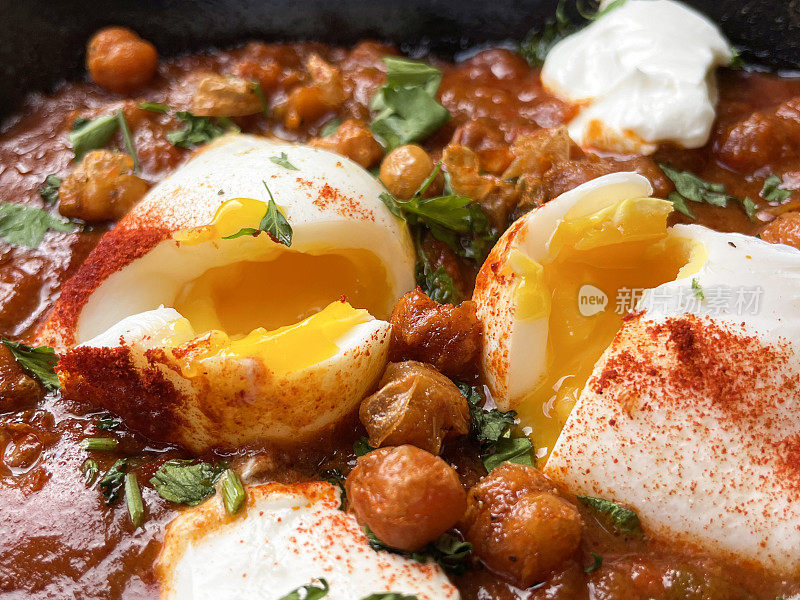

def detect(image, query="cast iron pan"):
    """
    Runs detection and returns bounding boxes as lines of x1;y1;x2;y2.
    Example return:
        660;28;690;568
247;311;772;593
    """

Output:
0;0;798;118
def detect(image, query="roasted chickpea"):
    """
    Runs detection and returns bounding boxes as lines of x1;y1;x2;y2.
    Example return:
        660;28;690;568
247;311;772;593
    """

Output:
87;27;158;94
191;73;263;117
59;150;148;222
360;361;470;454
389;289;482;379
761;211;800;250
463;463;582;587
310;119;384;168
346;445;466;551
379;145;436;200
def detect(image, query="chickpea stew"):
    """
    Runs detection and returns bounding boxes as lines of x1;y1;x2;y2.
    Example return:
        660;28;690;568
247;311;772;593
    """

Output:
1;2;800;600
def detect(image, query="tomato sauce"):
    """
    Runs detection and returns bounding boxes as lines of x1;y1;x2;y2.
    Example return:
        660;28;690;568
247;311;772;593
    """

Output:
1;39;799;600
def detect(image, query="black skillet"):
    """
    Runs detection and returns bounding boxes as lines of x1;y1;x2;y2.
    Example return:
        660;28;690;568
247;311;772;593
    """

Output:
0;0;799;120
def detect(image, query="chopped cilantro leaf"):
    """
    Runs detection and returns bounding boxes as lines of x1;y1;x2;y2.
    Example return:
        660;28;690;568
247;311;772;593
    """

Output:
691;278;705;301
223;182;292;246
370;57;449;150
1;338;60;390
96;415;122;431
320;117;342;138
578;495;643;536
365;527;472;575
584;552;603;573
761;174;793;203
0;202;75;248
659;163;756;221
116;109;139;173
166;111;237;148
99;459;128;505
68;113;119;160
38;175;62;204
150;459;226;506
270;151;299;170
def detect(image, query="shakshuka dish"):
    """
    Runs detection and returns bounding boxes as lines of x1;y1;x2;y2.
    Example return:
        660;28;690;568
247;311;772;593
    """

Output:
1;1;800;598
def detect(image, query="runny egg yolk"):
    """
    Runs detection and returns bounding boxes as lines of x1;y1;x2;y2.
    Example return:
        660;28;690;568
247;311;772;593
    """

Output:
512;197;702;462
174;300;371;378
168;197;389;372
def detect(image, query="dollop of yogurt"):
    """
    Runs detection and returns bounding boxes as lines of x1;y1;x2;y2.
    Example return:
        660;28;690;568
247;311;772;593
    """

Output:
541;0;732;154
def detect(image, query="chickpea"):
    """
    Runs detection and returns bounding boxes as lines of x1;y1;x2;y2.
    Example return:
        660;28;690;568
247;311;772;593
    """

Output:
310;119;384;169
346;445;466;551
761;211;800;250
463;463;582;587
87;27;158;94
191;73;263;117
59;150;148;222
379;145;437;200
360;361;470;454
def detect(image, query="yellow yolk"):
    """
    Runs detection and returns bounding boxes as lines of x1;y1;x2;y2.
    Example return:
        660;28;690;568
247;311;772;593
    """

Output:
171;197;389;334
175;300;370;377
511;197;701;463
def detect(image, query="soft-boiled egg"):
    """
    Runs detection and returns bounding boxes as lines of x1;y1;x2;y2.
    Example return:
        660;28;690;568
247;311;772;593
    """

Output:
40;134;416;452
541;0;732;154
474;172;697;454
157;481;459;600
473;171;800;574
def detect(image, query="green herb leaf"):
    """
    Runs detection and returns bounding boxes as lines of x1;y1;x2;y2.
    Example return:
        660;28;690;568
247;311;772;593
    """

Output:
0;203;75;248
96;415;122;431
369;57;449;150
81;459;99;486
277;579;330;600
365;527;473;575
584;552;603;573
359;594;417;600
71;117;91;131
38;175;62;204
1;338;60;391
578;495;643;536
80;437;118;451
482;434;534;472
125;473;145;528
459;383;517;445
742;197;758;222
691;278;705;301
116;110;139;173
68;113;119;161
150;460;226;506
660;163;759;221
223;183;292;246
729;47;745;70
166;111;236;148
139;101;170;113
252;81;270;120
659;163;729;207
667;192;696;219
320;118;342;138
761;174;793;203
417;263;462;305
353;437;376;457
321;468;347;509
220;469;246;514
270;151;299;170
99;459;128;505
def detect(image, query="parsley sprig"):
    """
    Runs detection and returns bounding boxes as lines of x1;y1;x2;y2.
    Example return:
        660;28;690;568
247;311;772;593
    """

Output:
224;182;293;246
